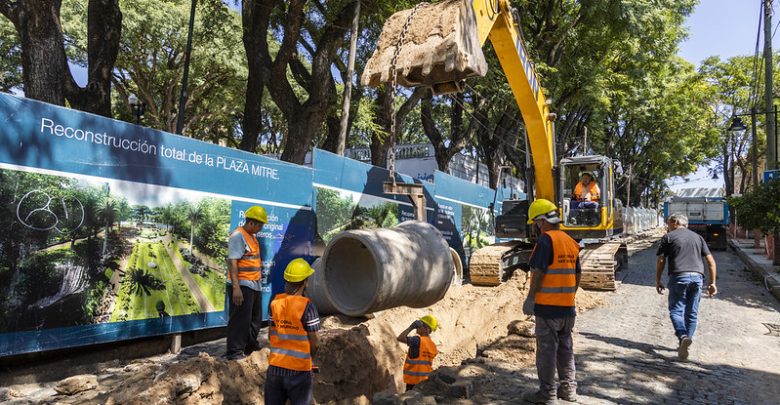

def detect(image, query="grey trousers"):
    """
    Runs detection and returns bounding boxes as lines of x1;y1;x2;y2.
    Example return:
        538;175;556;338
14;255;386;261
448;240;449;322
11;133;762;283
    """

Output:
535;316;577;398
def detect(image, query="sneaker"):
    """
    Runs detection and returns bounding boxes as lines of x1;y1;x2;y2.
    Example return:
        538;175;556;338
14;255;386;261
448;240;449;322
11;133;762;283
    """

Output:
522;390;558;404
557;386;578;402
678;336;692;360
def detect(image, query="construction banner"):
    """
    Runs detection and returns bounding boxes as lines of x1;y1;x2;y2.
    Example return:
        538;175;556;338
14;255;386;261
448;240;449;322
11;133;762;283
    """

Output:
311;149;435;246
0;93;314;356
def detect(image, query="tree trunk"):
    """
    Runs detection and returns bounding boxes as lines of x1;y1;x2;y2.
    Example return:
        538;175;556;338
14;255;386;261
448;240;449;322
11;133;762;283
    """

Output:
65;0;121;117
3;0;67;105
239;65;264;152
239;0;272;152
281;110;322;164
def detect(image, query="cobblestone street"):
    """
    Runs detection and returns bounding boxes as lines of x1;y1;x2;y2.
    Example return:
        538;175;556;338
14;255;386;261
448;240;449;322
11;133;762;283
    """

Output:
565;244;780;404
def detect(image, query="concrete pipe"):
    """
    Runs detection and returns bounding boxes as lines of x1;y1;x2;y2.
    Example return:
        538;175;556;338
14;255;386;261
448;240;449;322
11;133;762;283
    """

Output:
450;247;463;287
306;258;340;315
320;221;454;316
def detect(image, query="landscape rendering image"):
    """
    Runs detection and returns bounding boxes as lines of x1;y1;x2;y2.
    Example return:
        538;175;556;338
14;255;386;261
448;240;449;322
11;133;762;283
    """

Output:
315;187;400;243
0;166;230;334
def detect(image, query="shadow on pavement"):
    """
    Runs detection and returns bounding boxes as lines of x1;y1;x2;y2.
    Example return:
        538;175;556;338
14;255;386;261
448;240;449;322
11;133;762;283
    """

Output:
619;245;780;312
575;333;780;404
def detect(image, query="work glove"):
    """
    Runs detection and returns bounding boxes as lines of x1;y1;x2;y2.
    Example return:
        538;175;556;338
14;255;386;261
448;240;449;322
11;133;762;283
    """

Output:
411;319;424;329
522;298;535;316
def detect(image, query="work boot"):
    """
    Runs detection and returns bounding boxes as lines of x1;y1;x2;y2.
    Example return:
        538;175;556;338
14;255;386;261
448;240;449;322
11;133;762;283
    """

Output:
557;386;578;402
521;390;558;404
678;335;692;360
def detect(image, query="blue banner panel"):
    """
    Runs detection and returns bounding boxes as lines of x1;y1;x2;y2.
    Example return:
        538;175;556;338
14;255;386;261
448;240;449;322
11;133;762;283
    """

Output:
432;171;525;270
312;149;436;231
0;93;313;356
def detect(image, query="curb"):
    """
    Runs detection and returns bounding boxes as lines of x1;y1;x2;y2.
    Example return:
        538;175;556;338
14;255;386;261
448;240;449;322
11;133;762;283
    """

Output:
729;239;780;303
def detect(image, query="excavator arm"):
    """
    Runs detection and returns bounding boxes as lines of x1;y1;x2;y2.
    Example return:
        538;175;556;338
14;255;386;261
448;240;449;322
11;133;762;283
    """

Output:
361;0;557;201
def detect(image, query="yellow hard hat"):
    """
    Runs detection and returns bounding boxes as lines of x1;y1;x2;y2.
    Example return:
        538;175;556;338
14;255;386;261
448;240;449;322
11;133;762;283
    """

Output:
283;258;315;283
419;315;438;331
245;205;268;224
527;199;561;224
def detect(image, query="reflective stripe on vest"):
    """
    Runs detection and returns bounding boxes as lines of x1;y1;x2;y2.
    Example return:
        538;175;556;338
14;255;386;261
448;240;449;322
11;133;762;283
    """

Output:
534;230;580;307
403;336;438;385
231;227;261;281
269;294;312;371
270;330;309;341
270;347;311;359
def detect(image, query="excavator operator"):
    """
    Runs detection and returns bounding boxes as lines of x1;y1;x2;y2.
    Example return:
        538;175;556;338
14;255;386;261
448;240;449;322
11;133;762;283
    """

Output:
571;172;600;210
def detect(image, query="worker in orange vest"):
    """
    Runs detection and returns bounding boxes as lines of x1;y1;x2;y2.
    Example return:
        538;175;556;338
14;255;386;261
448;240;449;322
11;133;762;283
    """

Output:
571;171;600;211
265;258;320;405
397;315;439;391
225;205;267;360
522;199;581;405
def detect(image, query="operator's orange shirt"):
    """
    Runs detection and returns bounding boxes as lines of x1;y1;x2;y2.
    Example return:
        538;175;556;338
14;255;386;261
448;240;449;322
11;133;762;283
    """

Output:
574;181;600;201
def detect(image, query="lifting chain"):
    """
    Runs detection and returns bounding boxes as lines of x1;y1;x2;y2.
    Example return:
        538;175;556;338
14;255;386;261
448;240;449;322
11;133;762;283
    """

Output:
388;2;426;185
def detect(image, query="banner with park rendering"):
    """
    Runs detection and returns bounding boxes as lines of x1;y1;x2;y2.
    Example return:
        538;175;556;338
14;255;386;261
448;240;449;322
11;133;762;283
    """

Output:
0;93;513;357
0;93;314;356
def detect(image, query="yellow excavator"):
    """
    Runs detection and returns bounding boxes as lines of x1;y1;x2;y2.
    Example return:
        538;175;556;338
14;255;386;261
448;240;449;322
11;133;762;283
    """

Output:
362;0;627;290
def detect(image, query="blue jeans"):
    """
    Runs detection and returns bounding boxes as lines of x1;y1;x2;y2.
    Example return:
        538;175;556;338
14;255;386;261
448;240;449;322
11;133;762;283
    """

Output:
571;200;599;210
667;273;703;340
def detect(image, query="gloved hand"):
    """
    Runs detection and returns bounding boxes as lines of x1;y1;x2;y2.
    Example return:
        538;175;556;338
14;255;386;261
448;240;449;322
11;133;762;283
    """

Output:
411;319;424;329
522;298;535;316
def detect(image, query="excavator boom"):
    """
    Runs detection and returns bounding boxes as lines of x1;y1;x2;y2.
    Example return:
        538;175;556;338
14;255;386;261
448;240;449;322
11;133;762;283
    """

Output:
363;0;627;289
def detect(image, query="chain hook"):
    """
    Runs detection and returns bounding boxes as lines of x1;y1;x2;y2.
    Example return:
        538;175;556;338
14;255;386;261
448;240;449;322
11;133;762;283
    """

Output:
388;2;427;186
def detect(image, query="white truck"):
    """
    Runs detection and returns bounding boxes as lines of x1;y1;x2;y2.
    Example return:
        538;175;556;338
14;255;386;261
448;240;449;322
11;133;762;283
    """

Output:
663;196;729;250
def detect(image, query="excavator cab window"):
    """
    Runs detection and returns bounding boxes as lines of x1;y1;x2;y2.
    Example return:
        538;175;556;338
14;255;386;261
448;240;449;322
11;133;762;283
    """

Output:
562;164;603;227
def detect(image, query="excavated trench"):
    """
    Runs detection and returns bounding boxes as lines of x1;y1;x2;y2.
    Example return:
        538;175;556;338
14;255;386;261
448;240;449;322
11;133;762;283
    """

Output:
10;270;610;405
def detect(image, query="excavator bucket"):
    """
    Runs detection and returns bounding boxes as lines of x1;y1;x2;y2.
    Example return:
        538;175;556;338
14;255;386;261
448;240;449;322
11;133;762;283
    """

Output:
361;0;487;94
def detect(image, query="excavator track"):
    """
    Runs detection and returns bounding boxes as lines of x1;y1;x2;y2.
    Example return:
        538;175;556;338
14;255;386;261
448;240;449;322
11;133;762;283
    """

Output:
469;241;533;286
469;241;627;290
578;242;628;291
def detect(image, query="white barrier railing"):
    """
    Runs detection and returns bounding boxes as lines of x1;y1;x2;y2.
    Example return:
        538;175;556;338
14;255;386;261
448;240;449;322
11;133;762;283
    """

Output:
623;207;662;235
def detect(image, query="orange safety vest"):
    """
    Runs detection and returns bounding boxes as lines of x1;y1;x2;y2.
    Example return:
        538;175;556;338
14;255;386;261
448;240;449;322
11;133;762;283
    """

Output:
533;230;580;307
403;335;438;385
269;294;313;371
574;181;600;201
231;226;261;281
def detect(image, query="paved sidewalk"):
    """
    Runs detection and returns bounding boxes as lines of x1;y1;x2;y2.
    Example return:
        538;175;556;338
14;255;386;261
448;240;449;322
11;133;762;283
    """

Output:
563;245;780;405
730;238;780;303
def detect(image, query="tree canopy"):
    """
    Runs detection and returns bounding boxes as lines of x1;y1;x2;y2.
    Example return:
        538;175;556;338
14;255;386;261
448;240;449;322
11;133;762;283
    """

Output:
0;0;748;205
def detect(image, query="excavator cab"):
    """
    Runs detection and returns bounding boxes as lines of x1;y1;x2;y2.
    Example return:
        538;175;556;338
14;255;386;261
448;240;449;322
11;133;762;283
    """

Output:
559;155;624;239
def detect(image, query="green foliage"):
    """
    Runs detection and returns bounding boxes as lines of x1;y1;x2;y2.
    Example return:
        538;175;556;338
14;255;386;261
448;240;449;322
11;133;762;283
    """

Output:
0;17;22;92
316;188;358;239
127;268;166;296
60;0;248;141
729;180;780;236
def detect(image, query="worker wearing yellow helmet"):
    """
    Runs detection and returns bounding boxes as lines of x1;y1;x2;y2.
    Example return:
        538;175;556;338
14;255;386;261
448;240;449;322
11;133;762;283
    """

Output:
397;314;439;391
265;258;320;405
522;199;582;404
225;205;268;360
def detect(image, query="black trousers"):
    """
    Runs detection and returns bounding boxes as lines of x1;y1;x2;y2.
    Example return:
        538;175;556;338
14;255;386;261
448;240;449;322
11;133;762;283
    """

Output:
226;285;262;357
264;371;314;405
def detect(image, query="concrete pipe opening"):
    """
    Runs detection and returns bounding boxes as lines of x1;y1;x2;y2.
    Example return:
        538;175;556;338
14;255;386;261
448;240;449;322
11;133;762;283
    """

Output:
323;237;379;315
321;221;453;317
